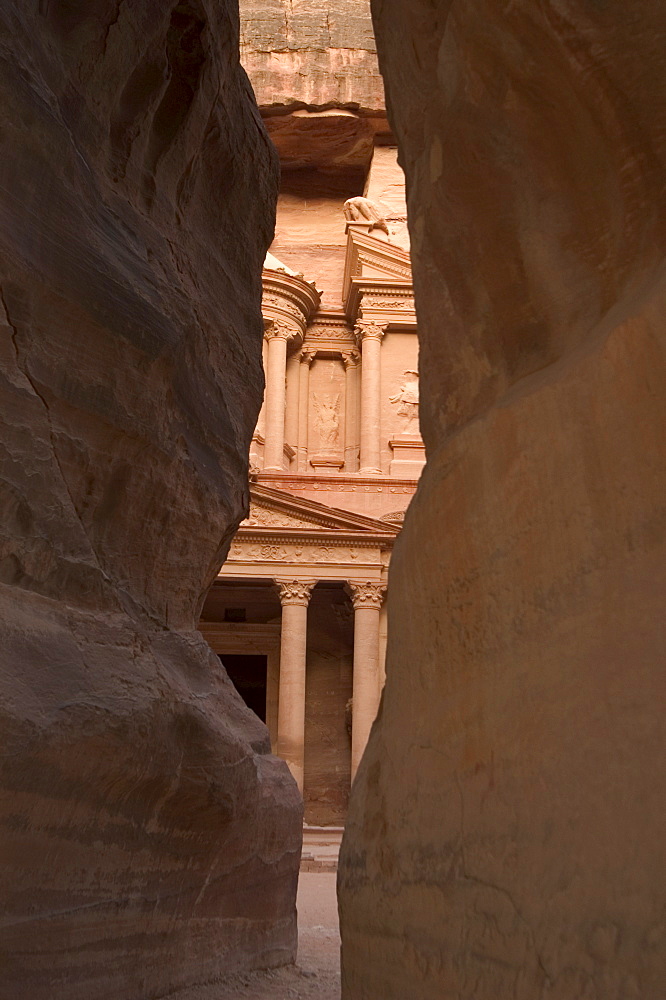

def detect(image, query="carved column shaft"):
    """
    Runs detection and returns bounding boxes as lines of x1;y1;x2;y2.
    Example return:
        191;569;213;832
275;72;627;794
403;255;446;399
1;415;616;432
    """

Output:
343;350;361;473
297;350;316;473
347;581;386;780
256;337;268;442
357;322;385;474
275;579;316;793
284;351;300;464
263;324;290;471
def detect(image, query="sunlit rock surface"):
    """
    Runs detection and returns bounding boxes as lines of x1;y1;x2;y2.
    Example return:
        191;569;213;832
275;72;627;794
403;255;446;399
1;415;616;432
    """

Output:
339;1;666;997
241;0;387;191
0;3;301;997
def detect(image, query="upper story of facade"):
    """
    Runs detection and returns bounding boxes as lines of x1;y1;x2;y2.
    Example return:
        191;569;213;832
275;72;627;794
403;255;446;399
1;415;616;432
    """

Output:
253;212;424;487
239;0;423;523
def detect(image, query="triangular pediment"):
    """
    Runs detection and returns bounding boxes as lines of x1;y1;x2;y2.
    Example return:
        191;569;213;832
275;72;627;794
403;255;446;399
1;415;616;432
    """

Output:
343;228;412;301
240;483;400;536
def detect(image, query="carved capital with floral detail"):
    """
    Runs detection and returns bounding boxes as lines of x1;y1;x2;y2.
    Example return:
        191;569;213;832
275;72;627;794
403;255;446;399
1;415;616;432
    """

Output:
275;579;316;606
347;581;386;610
354;320;386;347
300;348;317;366
341;349;361;369
264;319;293;342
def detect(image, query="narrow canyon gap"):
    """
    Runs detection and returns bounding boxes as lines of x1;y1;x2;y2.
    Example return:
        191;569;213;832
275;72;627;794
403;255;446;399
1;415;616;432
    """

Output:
339;2;666;998
0;3;302;998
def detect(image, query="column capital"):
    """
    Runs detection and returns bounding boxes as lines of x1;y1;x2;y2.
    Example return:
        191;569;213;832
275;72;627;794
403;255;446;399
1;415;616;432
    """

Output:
354;320;386;347
300;348;317;366
264;319;293;342
341;348;361;369
346;581;387;610
275;579;316;606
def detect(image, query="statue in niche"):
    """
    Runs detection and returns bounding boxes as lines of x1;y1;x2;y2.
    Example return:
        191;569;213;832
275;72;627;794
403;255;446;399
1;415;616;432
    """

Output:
343;196;390;236
390;370;420;434
313;393;340;451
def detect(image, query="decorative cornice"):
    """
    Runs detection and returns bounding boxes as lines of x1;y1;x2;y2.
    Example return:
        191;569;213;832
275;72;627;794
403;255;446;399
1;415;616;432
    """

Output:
233;533;395;548
256;471;420;489
347;581;387;610
275;579;316;606
346;280;417;329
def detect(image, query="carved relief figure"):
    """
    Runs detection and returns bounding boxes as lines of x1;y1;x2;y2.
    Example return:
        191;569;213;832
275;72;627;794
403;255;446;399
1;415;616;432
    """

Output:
390;370;420;433
313;394;341;450
343;196;390;236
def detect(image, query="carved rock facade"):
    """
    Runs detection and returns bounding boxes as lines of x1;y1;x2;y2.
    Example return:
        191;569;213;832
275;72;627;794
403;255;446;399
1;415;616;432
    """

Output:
339;2;666;998
0;4;301;998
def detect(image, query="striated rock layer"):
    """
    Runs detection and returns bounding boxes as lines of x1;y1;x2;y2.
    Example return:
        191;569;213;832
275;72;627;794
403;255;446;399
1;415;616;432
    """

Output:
340;2;666;998
241;0;388;190
0;3;301;998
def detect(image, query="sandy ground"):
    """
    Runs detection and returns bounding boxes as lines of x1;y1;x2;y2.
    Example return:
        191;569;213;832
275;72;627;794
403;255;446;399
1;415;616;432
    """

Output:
169;873;340;1000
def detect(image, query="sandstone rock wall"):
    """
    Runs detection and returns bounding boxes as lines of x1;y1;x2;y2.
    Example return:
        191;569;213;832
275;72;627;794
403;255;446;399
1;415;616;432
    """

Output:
240;0;387;195
339;2;666;997
241;0;383;114
0;3;301;997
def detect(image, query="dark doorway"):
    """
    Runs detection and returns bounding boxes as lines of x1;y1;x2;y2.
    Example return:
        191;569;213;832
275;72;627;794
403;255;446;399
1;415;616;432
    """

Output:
219;654;267;722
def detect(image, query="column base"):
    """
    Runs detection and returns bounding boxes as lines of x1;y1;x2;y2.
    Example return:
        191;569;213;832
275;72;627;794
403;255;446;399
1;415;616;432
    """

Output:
389;436;425;478
310;454;344;472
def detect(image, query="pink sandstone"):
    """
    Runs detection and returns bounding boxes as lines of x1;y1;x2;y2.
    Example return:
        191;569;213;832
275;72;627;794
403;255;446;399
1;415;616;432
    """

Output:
339;1;666;997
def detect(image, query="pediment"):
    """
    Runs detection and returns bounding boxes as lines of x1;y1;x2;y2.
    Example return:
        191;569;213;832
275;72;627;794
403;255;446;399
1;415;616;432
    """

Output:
343;227;412;301
240;483;400;536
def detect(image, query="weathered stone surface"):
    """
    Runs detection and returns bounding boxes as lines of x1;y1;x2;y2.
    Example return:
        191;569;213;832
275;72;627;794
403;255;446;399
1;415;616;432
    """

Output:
0;3;301;997
340;2;666;997
241;0;383;114
241;0;388;188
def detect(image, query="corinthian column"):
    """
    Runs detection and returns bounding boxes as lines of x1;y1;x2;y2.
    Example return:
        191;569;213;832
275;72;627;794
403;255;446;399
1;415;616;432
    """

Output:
275;579;316;792
347;581;386;780
342;349;361;473
263;322;291;471
356;321;386;474
297;349;316;473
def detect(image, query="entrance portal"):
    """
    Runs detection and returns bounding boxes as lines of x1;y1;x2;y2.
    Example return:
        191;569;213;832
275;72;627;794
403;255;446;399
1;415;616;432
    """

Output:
219;654;268;723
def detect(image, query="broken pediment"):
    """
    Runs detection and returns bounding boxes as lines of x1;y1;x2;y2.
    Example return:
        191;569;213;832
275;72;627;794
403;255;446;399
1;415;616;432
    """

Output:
240;484;400;536
342;226;412;301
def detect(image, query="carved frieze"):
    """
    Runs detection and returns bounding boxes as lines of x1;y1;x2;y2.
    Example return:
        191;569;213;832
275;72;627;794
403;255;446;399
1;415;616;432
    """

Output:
227;539;382;567
362;296;415;311
262;293;303;323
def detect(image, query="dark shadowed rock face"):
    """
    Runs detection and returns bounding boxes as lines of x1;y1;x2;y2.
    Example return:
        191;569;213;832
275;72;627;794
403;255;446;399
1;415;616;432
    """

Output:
340;1;666;998
0;3;301;997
